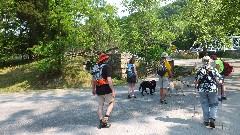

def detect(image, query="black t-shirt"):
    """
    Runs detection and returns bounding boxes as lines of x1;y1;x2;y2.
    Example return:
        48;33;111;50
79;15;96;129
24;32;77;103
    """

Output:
96;64;112;95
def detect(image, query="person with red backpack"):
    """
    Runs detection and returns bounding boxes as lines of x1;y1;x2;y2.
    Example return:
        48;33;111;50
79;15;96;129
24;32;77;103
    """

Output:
211;55;227;101
91;54;116;128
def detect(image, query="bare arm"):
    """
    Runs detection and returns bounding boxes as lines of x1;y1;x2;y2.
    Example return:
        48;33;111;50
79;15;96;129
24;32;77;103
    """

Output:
215;64;220;71
133;65;138;79
168;69;174;82
92;78;96;95
107;77;115;97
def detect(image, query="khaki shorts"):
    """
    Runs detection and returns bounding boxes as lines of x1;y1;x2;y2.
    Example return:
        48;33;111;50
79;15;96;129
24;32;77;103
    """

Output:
97;94;114;104
159;76;169;88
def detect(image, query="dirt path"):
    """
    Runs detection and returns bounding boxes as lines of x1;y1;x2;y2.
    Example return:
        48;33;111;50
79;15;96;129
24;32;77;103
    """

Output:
0;59;240;135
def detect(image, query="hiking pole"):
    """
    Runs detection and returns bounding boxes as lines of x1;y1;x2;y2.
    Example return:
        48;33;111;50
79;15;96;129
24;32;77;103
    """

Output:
192;85;198;117
171;86;173;110
220;84;224;129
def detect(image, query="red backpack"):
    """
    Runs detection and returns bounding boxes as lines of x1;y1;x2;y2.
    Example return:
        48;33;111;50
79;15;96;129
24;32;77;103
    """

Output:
221;60;233;76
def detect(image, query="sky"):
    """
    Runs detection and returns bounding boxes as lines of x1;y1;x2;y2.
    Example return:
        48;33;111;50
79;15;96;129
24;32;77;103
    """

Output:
105;0;176;17
105;0;128;17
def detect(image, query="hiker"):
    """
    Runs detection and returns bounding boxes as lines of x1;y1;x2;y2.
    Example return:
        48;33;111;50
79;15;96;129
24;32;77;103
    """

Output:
194;56;222;128
91;54;115;128
126;57;138;98
158;52;174;104
211;55;227;100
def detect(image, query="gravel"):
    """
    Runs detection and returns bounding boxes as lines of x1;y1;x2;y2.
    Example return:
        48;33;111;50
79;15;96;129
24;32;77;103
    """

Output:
0;59;240;135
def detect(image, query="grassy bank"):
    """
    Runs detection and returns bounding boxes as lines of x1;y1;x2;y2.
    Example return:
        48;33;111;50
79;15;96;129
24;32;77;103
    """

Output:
0;56;126;92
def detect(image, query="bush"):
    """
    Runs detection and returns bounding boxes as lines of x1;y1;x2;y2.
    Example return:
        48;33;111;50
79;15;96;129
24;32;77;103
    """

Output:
171;52;198;59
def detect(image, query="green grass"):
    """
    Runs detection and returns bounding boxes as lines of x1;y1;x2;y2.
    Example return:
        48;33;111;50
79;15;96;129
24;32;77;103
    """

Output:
0;62;38;92
0;57;89;92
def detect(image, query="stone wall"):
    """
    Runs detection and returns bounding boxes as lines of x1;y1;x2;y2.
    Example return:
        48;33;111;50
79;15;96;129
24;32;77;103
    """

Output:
108;53;132;79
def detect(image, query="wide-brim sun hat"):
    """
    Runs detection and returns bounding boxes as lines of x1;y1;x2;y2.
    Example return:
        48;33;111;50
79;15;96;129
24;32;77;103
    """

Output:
202;56;211;62
98;54;109;63
161;52;168;58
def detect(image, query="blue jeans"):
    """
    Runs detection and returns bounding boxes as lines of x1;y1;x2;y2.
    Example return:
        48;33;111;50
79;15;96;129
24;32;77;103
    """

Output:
199;92;218;122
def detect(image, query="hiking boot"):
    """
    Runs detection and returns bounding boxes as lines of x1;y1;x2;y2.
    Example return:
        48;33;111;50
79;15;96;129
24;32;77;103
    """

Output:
103;116;109;126
222;96;227;100
99;120;107;128
99;119;107;128
128;94;131;99
209;119;215;128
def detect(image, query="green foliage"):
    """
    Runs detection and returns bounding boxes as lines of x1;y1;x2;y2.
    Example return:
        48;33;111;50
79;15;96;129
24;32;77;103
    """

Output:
68;0;121;56
182;0;238;50
30;36;66;74
218;0;240;35
146;45;168;61
171;52;197;59
215;50;240;59
120;0;175;62
112;78;126;86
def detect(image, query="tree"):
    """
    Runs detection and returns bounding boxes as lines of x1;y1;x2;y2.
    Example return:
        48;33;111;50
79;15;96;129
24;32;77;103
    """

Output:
0;0;22;65
217;0;240;35
181;0;240;54
81;1;120;57
121;0;173;61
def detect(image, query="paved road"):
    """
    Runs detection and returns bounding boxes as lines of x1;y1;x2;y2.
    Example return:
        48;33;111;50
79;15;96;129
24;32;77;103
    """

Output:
1;59;240;135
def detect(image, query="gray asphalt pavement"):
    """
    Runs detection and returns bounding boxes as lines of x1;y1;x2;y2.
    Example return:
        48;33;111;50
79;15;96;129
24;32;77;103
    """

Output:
1;59;240;135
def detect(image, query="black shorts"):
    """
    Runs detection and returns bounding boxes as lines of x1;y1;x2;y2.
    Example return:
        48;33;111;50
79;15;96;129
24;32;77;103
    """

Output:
127;74;136;83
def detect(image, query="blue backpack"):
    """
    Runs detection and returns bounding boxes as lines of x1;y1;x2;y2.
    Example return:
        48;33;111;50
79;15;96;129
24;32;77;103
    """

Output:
126;64;134;77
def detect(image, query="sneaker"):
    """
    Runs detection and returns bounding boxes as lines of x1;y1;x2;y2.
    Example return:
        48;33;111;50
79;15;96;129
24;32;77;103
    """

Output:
128;95;131;99
222;96;227;100
160;99;167;104
160;100;163;104
163;100;167;104
132;95;136;98
209;119;215;128
204;121;209;126
218;97;222;101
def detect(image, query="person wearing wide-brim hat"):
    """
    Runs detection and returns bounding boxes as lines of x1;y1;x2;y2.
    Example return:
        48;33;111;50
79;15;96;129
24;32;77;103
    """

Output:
158;52;174;104
92;53;115;128
97;54;109;64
